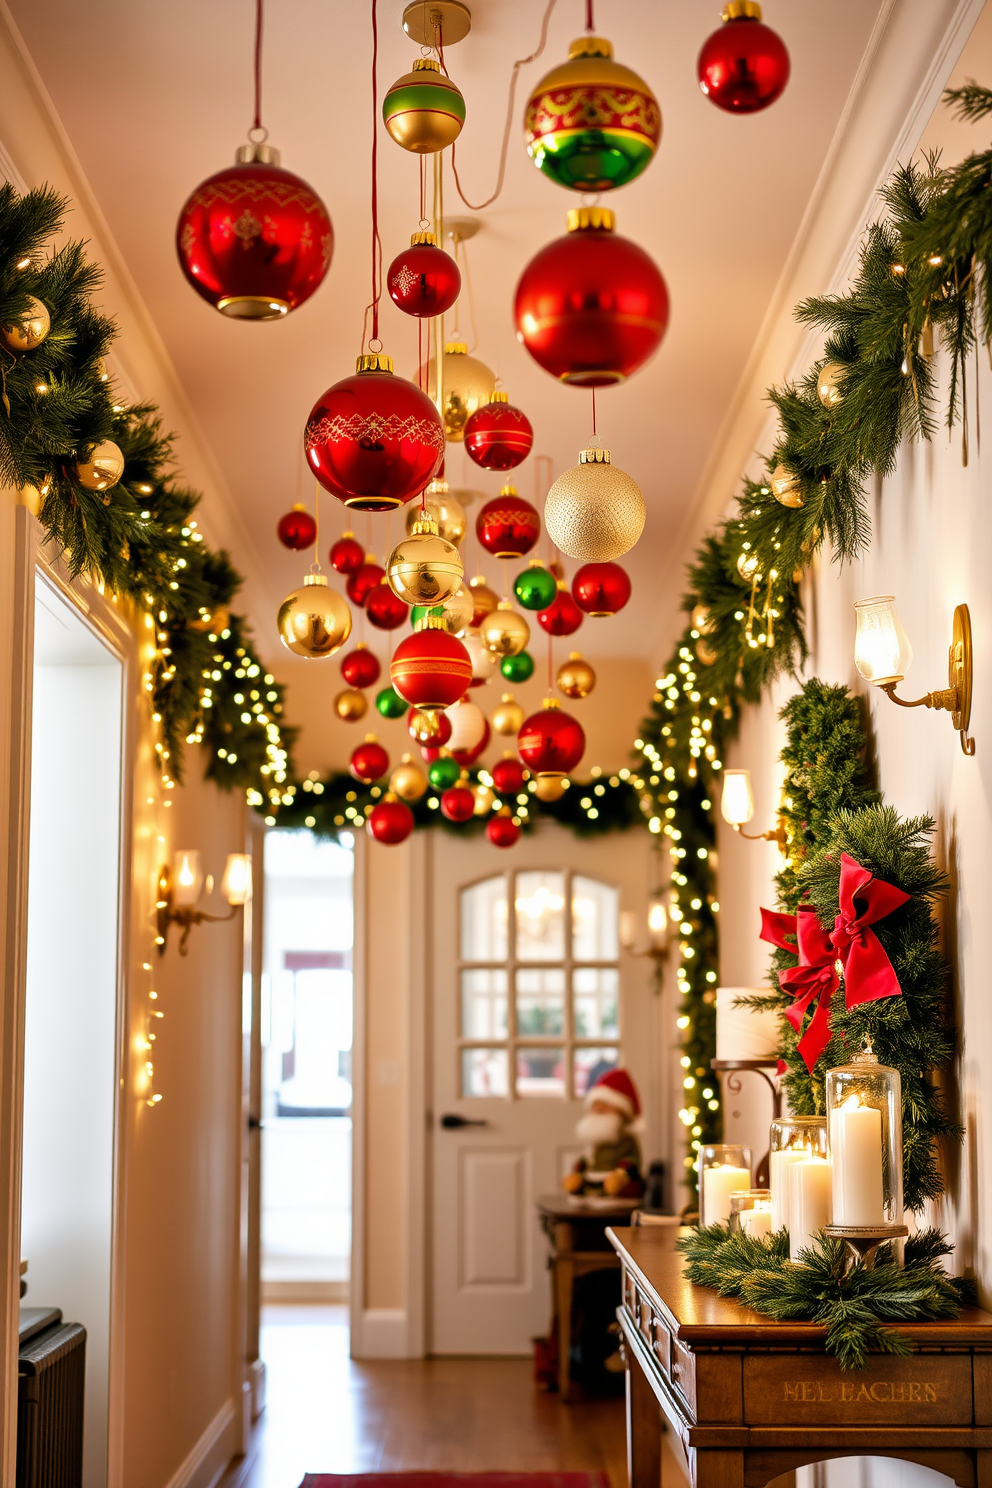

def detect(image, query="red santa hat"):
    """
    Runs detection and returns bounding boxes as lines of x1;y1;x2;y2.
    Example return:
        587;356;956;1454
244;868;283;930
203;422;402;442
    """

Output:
585;1067;644;1130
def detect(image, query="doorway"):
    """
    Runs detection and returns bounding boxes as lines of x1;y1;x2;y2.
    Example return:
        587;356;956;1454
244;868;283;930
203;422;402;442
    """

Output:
20;576;124;1487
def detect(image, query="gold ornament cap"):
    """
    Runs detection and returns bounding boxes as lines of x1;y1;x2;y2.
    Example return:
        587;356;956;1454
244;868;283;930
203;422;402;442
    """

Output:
414;613;447;631
579;446;612;464
445;341;468;355
410;515;441;537
413;57;442;72
542;695;561;710
304;572;329;589
411;230;438;246
568;35;614;59
357;351;394;373
235;141;282;165
488;389;509;403
567;207;615;234
499;482;518;497
722;0;762;17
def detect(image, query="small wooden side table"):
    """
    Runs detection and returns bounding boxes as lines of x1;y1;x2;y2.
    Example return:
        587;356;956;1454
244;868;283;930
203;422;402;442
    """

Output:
609;1224;992;1488
537;1193;640;1402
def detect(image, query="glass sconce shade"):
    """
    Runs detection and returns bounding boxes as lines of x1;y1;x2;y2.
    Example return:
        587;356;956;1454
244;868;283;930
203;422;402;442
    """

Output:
647;897;668;946
618;910;637;949
721;768;755;826
729;1189;772;1239
222;853;252;906
769;1115;828;1235
854;596;913;686
698;1143;752;1227
826;1048;903;1227
172;850;203;907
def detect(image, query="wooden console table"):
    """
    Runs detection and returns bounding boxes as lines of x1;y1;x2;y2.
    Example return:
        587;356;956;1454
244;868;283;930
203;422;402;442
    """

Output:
609;1224;992;1488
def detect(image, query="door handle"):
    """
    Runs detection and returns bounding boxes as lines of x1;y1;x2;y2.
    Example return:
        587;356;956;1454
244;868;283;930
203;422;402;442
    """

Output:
439;1113;489;1129
248;1116;262;1131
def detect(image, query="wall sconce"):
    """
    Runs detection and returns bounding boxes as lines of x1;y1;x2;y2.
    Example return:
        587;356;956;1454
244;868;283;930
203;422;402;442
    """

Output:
619;896;671;965
156;851;252;955
853;596;974;756
720;769;787;848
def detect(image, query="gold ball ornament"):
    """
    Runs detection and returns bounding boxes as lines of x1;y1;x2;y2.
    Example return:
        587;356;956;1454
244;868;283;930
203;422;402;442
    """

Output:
468;576;499;628
473;783;496;816
691;602;716;635
463;628;498;684
390;753;429;802
408;706;445;744
479;600;530;657
816;360;846;410
405;481;468;545
543;446;645;561
557;651;596;699
0;296;50;352
382;57;466;154
493;692;525;735
533;774;568;803
387;517;463;606
436;582;474;636
73;439;126;492
335;687;369;721
736;551;761;583
695;637;719;666
769;463;803;508
420;342;497;441
279;573;352;659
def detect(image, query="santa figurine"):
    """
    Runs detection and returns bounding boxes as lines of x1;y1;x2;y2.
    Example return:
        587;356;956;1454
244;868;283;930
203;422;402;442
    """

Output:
562;1067;645;1198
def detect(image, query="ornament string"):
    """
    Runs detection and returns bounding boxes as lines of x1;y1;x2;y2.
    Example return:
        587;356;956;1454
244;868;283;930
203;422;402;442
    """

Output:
312;480;322;575
364;0;383;349
585;0;595;31
591;387;597;438
252;0;265;137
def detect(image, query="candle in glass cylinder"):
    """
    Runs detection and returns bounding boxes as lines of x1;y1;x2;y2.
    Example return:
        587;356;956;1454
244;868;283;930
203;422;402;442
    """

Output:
830;1094;884;1225
770;1147;803;1234
701;1164;751;1227
788;1154;832;1260
739;1203;773;1240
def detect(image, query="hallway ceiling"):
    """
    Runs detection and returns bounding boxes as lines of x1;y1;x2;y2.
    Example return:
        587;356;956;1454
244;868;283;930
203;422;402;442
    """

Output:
9;0;886;667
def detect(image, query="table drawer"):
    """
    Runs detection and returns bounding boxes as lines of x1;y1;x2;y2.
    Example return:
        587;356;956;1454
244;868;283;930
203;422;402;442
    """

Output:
670;1337;696;1414
743;1352;974;1427
650;1316;671;1375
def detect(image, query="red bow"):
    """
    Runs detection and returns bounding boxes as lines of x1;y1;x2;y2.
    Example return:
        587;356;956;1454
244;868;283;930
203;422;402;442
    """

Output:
829;852;910;1008
760;906;839;1073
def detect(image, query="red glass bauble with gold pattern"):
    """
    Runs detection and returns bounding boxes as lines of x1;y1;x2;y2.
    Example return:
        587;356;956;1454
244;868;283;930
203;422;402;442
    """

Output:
464;393;534;472
487;809;521;848
697;4;790;114
514;208;668;386
365;583;409;631
350;736;390;783
305;352;445;512
346;559;385;607
277;504;317;550
367;794;414;845
390;620;472;710
408;707;453;747
387;232;461;317
518;699;586;776
441;783;476;823
537;584;584;636
476;485;541;559
572;560;631;616
341;645;381;689
331;532;365;574
492;754;527;796
176;143;332;319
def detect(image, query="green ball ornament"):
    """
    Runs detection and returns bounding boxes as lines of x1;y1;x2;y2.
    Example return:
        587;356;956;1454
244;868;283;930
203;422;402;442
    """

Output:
501;650;535;683
376;686;409;720
383;58;465;154
514;563;558;612
428;755;460;791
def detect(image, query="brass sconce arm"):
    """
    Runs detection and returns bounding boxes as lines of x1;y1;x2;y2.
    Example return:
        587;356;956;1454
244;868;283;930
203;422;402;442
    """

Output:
156;865;240;956
732;820;787;848
875;604;975;757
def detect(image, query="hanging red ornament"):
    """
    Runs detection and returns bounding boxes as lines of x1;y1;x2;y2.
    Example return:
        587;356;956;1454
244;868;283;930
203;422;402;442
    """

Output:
387;232;461;317
365;583;409;631
341;644;381;689
277;504;317;550
305;352;445;512
518;699;586;778
441;781;476;823
492;754;527;796
331;531;365;574
408;707;453;747
487;809;521;849
367;794;415;845
514;208;668;386
537;584;584;637
390;619;473;710
697;2;790;115
177;142;332;319
349;735;390;783
572;561;632;616
476;485;541;560
346;559;386;607
464;392;534;472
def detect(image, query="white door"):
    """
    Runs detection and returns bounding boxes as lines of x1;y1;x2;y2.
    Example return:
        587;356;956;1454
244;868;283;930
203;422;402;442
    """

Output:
428;824;664;1355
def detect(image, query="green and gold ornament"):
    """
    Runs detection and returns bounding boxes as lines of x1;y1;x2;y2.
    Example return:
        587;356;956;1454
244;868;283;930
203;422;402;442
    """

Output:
383;58;466;154
524;36;660;192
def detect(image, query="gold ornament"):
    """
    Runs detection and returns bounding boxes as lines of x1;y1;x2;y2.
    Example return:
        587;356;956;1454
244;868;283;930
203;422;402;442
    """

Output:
387;517;463;606
816;360;846;410
691;602;716;635
448;485;484;509
191;603;231;634
383;58;465;153
479;600;530;657
543;446;645;561
468;576;499;626
695;637;718;666
0;296;50;353
405;481;468;545
390;753;428;801
557;651;596;699
420;342;496;441
736;551;761;583
493;692;525;735
533;774;568;802
463;628;497;683
335;687;369;720
408;706;445;744
437;582;474;635
770;463;803;508
74;439;125;492
473;783;495;815
278;572;352;659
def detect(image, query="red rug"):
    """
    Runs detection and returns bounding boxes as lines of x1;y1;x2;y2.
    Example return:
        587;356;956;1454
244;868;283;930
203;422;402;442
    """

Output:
302;1475;611;1488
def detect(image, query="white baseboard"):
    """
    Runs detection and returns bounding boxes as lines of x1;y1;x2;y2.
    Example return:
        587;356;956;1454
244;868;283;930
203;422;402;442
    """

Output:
163;1397;238;1488
352;1308;409;1359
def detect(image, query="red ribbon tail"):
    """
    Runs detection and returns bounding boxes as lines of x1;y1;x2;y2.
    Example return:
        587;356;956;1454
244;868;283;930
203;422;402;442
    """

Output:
795;977;837;1074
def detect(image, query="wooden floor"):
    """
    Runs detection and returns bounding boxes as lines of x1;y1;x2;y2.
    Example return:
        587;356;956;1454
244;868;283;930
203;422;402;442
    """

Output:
220;1306;691;1488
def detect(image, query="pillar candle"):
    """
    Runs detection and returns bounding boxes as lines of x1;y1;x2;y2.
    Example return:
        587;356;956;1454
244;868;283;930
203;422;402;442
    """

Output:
700;1164;751;1227
830;1097;884;1225
739;1204;773;1240
769;1147;805;1234
788;1155;832;1261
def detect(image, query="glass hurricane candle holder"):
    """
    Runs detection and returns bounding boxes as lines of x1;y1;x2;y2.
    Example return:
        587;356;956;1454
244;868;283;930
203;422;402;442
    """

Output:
729;1189;772;1240
769;1115;828;1236
698;1144;752;1228
826;1045;903;1228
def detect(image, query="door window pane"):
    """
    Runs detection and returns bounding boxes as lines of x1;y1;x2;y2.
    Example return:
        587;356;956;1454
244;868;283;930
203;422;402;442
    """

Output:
574;1045;620;1098
573;967;620;1038
572;876;619;960
460;875;508;961
516;1047;565;1098
462;1047;509;1098
514;871;566;960
515;967;565;1036
461;968;508;1039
